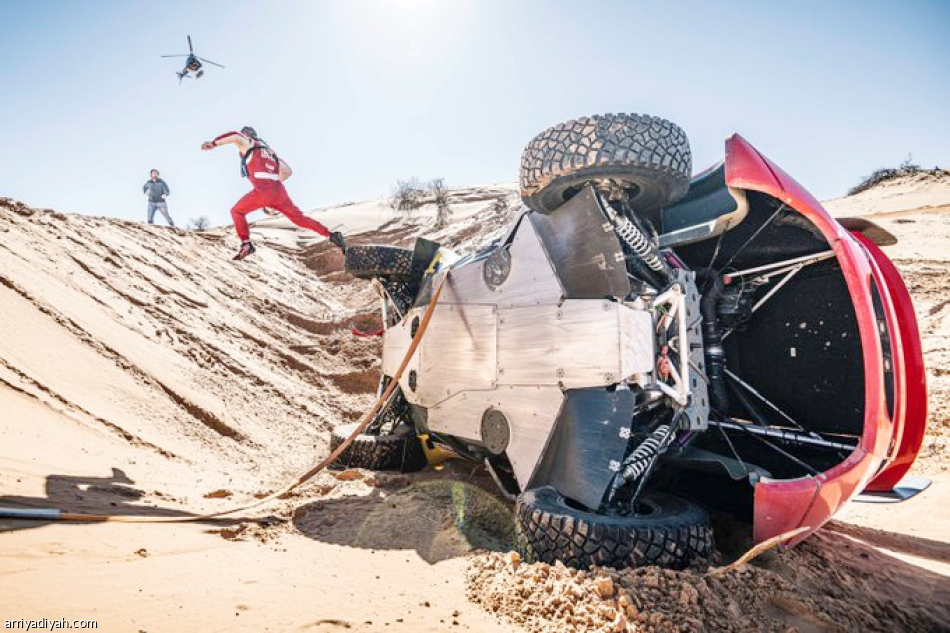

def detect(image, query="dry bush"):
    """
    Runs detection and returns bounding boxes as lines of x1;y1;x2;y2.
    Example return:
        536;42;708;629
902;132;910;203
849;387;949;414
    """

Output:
487;195;510;215
390;177;454;226
390;177;426;215
428;178;449;207
428;177;453;227
188;215;210;231
848;154;924;196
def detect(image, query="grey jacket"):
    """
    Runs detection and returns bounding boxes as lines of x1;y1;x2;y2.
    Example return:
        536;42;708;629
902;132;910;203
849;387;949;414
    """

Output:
143;178;170;203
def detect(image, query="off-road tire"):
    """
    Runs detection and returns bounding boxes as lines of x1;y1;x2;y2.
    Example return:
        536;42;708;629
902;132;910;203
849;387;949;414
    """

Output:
520;113;692;215
345;245;414;281
329;422;427;472
515;486;714;569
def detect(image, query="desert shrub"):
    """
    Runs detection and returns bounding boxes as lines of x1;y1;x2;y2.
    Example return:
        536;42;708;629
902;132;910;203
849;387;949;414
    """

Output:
188;215;210;231
487;196;510;215
390;177;426;215
428;178;453;227
390;176;454;225
848;154;924;196
428;178;449;207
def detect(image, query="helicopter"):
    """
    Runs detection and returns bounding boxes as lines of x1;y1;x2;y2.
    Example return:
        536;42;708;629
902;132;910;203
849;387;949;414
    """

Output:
162;36;224;82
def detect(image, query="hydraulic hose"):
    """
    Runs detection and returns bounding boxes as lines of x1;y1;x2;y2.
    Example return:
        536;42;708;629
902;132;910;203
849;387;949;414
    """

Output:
0;275;450;524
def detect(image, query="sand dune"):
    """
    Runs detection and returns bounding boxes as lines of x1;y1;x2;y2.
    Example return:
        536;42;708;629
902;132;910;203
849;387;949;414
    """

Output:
824;169;950;217
1;175;948;631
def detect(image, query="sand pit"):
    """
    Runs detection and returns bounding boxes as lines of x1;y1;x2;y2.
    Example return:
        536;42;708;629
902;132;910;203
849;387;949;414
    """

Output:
2;174;950;631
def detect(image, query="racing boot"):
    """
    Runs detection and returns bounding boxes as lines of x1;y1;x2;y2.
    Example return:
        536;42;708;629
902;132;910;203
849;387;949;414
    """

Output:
233;240;257;261
329;231;347;254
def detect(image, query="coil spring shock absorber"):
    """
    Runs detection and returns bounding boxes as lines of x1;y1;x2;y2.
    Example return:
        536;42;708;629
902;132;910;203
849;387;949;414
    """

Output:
599;189;672;280
613;213;665;272
606;423;675;504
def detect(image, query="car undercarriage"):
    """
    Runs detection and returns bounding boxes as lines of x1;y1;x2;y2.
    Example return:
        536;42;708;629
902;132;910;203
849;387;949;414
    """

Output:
332;113;928;569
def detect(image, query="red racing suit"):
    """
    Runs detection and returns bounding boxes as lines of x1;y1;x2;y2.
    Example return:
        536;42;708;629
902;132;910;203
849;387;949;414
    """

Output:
211;131;330;242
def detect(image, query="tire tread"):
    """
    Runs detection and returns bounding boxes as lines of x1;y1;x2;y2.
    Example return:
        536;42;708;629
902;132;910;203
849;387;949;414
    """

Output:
329;423;427;472
520;113;692;214
515;487;714;570
345;245;413;281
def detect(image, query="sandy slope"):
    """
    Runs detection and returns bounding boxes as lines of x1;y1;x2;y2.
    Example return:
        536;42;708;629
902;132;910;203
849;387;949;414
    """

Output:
0;191;524;632
824;170;950;217
0;198;381;507
1;175;949;632
250;184;519;249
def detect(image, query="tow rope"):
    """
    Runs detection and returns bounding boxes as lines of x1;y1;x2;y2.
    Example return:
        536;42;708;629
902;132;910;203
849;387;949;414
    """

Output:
0;275;448;524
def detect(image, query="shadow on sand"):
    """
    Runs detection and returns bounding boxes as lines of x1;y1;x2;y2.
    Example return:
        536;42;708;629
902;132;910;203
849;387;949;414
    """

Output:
0;467;224;532
823;518;950;564
293;472;515;564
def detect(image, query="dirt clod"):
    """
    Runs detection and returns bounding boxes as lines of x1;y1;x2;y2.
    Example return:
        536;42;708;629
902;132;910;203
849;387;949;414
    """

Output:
333;469;364;482
467;528;950;632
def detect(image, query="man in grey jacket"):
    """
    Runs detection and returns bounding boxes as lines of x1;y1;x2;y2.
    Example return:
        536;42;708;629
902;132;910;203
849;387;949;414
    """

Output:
143;169;175;227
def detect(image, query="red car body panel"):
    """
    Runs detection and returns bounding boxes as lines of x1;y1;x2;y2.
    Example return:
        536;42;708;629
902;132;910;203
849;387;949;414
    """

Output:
723;134;925;543
856;234;929;490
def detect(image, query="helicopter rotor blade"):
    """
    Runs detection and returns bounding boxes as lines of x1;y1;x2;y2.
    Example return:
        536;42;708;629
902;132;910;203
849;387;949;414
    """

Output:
188;35;193;53
197;57;225;68
161;54;189;58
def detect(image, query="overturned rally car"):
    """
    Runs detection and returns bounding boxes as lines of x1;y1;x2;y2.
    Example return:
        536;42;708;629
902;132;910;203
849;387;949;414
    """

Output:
332;113;928;569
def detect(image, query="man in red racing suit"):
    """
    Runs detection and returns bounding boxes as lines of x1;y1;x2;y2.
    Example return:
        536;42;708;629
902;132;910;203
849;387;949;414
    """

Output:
201;126;346;260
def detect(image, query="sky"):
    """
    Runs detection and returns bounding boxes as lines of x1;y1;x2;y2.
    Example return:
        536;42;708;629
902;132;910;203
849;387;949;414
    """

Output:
0;0;948;228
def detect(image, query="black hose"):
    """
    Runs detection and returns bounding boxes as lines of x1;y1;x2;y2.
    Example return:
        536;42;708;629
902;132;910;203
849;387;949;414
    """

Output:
700;271;729;412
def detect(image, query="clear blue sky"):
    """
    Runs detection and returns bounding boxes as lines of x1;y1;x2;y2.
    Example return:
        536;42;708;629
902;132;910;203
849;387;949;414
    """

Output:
1;1;947;228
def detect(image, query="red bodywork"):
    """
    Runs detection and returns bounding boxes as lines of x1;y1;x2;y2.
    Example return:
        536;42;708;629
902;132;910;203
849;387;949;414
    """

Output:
724;135;928;544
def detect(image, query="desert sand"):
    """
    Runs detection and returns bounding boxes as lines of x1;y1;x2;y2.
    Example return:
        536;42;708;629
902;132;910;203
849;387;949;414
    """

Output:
1;174;948;632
